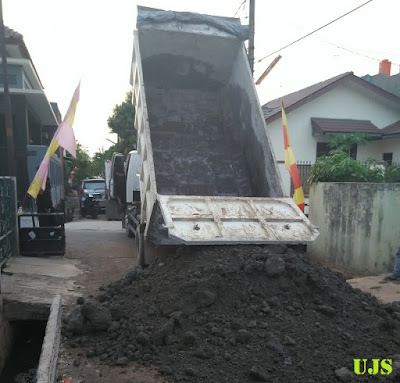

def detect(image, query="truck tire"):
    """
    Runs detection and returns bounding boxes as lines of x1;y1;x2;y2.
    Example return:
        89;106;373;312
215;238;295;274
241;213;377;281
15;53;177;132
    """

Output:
92;208;98;219
126;215;134;237
136;227;145;267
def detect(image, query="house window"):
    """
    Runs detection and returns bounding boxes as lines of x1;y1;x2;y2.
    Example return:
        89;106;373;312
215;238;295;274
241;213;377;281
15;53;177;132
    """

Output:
0;74;17;86
349;145;358;159
316;142;357;159
383;152;393;165
316;142;330;157
290;161;312;197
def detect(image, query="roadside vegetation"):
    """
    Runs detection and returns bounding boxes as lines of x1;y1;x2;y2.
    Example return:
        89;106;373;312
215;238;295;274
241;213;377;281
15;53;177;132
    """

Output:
308;133;400;184
64;91;136;192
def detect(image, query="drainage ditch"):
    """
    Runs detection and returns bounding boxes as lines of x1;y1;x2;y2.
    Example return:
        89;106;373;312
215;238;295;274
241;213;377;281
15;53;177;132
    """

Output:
0;320;46;383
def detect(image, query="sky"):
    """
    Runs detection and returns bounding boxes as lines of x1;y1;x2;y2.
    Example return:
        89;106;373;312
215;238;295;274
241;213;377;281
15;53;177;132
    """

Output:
3;0;400;155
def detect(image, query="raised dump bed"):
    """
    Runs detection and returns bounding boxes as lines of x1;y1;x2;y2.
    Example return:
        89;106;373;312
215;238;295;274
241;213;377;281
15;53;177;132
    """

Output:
129;7;318;262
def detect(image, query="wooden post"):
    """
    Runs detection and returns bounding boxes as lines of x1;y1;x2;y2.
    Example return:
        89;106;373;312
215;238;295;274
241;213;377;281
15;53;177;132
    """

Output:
255;55;282;85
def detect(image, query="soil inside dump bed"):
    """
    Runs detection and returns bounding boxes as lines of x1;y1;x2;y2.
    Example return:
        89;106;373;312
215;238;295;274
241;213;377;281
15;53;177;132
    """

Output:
147;86;253;197
65;246;400;382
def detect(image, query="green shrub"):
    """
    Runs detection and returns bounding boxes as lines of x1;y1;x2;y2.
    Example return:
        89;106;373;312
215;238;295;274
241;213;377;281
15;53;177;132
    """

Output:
308;133;400;185
308;150;385;185
385;164;400;183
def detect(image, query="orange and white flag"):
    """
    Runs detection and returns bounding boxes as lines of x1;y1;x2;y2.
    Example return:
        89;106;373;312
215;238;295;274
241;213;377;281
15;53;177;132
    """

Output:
282;104;305;212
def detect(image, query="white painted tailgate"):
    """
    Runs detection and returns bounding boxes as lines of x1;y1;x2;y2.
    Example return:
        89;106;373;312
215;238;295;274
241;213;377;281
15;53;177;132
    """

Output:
158;195;319;245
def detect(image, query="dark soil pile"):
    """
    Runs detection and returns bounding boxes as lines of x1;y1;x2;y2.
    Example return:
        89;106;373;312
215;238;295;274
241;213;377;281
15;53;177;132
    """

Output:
65;245;400;382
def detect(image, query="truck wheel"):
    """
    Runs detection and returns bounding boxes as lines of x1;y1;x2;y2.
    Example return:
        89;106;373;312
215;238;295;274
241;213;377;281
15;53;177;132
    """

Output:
135;227;145;267
92;208;98;219
126;216;134;237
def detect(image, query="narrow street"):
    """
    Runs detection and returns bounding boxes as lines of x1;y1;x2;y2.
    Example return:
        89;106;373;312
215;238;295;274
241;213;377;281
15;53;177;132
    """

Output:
64;218;135;300
57;216;163;383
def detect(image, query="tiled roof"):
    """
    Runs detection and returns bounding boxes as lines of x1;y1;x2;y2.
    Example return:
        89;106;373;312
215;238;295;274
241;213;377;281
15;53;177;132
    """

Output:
262;72;352;122
311;118;381;135
362;72;400;98
263;72;400;123
382;120;400;136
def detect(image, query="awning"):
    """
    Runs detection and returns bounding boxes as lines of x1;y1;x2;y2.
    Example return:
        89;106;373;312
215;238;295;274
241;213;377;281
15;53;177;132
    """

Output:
3;88;58;126
311;118;381;136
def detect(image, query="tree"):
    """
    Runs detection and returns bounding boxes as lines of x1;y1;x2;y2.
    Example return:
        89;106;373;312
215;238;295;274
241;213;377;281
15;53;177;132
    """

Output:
91;146;116;177
66;143;93;190
107;91;136;155
328;133;370;157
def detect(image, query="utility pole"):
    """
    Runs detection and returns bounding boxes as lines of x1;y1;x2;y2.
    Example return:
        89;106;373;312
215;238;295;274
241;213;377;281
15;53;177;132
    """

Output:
248;0;255;76
0;0;15;176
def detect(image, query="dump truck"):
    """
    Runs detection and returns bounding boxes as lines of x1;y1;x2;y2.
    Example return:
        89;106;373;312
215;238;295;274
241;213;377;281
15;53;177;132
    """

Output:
111;6;319;266
105;158;124;221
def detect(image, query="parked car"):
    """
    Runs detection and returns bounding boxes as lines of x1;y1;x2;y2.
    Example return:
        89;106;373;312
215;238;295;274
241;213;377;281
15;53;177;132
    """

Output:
80;179;106;216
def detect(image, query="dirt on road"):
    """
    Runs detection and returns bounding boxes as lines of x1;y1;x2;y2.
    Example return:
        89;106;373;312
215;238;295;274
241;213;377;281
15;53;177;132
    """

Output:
63;218;135;298
61;243;400;383
57;216;143;382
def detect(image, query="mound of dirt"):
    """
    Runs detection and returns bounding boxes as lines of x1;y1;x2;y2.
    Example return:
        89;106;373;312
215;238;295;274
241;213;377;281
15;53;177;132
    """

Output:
64;245;400;382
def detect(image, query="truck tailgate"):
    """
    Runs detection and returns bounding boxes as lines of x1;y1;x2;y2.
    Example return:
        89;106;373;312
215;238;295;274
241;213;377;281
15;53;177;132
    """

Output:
158;195;319;245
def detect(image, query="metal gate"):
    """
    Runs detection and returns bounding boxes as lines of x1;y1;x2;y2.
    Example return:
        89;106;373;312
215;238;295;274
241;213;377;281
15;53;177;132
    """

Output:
0;177;18;266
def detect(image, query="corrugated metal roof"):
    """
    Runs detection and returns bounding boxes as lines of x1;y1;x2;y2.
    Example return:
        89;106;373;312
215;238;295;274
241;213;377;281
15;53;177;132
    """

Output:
5;26;23;40
3;25;43;88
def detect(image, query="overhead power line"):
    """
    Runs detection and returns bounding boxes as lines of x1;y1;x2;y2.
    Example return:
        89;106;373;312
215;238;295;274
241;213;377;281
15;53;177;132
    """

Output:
329;42;400;67
257;0;374;63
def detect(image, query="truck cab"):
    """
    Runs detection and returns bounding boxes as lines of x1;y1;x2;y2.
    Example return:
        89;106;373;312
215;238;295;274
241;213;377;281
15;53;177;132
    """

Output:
124;151;141;236
108;150;141;234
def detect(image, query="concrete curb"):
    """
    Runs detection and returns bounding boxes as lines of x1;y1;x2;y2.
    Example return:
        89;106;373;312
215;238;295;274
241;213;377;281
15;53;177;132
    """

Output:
36;294;62;383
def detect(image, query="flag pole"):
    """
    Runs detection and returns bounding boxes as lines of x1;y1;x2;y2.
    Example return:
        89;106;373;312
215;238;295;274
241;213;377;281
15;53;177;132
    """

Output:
60;146;65;199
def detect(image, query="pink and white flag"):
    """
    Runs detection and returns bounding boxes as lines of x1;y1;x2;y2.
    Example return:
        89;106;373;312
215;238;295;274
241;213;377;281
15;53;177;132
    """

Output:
27;82;80;198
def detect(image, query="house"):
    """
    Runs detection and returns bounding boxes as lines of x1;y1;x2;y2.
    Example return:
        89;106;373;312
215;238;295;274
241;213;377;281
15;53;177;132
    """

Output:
363;59;400;98
262;69;400;197
0;26;61;205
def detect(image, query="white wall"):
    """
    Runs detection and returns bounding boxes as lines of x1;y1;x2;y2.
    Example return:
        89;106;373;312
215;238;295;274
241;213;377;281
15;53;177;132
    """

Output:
357;137;400;163
266;82;400;194
383;137;400;163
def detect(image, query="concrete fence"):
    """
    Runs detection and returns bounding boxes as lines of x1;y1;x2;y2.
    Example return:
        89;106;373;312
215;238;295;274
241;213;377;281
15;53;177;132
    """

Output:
308;182;400;275
36;295;62;383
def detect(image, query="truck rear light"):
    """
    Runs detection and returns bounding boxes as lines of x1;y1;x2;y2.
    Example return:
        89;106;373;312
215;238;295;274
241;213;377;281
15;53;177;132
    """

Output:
80;187;83;194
